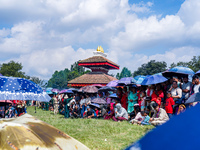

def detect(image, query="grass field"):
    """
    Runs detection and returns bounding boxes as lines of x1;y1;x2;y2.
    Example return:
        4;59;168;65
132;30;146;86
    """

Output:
27;106;153;150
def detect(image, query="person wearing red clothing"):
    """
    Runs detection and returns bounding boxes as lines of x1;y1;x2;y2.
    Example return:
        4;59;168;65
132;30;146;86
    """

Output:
151;84;164;106
121;87;128;110
165;92;175;118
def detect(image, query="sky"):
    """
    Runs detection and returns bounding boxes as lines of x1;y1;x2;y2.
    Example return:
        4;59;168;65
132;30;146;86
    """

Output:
0;0;200;80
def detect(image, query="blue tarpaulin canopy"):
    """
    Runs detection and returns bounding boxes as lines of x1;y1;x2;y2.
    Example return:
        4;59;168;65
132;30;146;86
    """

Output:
125;104;200;150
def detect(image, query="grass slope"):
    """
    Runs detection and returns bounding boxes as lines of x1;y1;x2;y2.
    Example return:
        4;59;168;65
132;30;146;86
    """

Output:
27;106;153;150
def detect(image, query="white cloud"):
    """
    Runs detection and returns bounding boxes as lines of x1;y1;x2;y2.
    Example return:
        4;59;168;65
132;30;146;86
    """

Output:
130;1;153;13
15;46;94;79
111;46;200;74
0;0;200;79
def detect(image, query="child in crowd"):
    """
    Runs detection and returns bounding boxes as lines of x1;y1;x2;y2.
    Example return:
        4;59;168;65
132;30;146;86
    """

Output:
165;92;175;118
130;105;143;124
95;107;99;117
177;104;186;115
139;91;146;111
138;111;150;125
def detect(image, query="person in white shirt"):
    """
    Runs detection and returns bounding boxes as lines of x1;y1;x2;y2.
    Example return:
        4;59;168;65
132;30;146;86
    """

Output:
169;81;182;102
192;75;200;94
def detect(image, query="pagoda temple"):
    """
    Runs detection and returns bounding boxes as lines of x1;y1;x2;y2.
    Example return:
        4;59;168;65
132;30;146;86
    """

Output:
67;46;119;87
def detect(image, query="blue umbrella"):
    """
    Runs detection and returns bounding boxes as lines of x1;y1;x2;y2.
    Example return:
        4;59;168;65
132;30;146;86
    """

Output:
125;104;200;150
162;66;195;78
135;76;146;85
45;87;53;95
141;75;168;85
109;93;118;98
134;75;142;81
118;77;134;85
169;66;195;75
0;76;51;102
153;72;163;76
195;70;200;76
185;92;200;104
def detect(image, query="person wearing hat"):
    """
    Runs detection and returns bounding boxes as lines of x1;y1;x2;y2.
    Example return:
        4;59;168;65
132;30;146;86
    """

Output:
113;103;128;122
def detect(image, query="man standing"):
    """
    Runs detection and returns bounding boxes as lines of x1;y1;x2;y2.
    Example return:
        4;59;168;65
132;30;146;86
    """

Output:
182;76;191;101
169;81;182;103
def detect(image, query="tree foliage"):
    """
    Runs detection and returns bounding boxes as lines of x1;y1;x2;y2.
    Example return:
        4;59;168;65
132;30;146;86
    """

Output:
116;67;132;79
0;61;29;78
170;56;200;72
30;77;47;88
47;61;90;89
133;60;167;76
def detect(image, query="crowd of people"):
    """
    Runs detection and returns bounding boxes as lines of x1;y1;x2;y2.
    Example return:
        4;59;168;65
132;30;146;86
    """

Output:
0;101;27;118
37;74;200;126
1;75;199;126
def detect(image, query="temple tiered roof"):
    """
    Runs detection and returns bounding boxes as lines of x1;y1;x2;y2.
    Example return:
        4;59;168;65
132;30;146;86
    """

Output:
68;46;119;87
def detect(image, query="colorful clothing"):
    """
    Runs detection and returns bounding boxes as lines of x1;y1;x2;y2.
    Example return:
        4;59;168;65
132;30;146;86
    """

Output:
151;90;164;106
151;108;169;126
165;97;175;114
127;92;138;113
141;115;150;125
121;93;128;110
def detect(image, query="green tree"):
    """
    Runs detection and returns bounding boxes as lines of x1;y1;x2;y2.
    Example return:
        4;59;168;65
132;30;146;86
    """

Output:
116;67;132;79
0;61;28;78
133;60;167;76
169;56;200;72
30;77;47;88
47;61;90;89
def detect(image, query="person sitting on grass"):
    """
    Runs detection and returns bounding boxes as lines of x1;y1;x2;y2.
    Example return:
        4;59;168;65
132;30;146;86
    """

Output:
130;106;143;124
149;103;169;126
165;91;175;119
138;111;150;125
71;105;81;118
104;106;113;120
112;103;128;122
177;104;186;115
85;106;95;119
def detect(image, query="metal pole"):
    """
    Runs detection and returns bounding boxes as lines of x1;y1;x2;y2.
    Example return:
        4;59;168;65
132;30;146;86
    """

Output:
35;104;36;113
4;100;6;118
